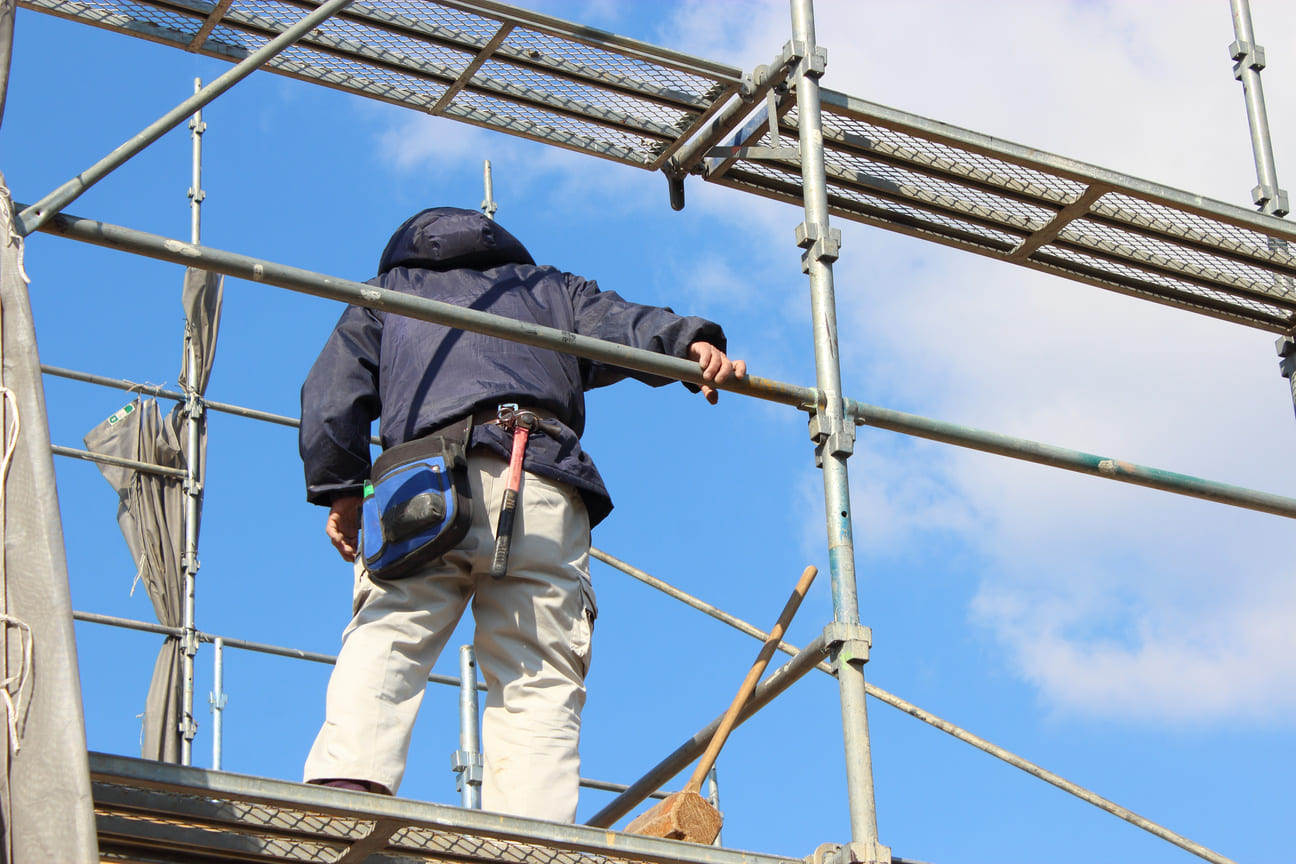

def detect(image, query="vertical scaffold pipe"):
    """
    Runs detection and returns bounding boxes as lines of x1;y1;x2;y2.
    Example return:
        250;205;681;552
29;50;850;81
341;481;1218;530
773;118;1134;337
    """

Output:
179;79;206;766
482;160;498;221
189;79;206;249
1229;0;1287;218
706;766;723;847
1229;0;1296;420
210;637;226;770
456;645;483;809
789;0;881;851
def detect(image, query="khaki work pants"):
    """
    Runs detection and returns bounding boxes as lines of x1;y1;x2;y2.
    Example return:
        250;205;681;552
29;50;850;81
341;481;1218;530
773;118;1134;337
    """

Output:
304;450;596;822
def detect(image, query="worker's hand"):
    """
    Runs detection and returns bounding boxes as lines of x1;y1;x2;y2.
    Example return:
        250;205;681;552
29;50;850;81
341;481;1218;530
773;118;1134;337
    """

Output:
326;495;363;562
687;341;746;404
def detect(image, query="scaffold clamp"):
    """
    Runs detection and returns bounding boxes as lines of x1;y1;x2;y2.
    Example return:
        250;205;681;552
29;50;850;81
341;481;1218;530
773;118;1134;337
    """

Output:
179;714;198;742
451;749;484;792
1252;184;1290;217
808;406;856;465
822;622;871;668
781;40;827;79
804;839;892;864
1276;335;1296;367
180;389;205;418
1230;39;1266;76
796;221;841;272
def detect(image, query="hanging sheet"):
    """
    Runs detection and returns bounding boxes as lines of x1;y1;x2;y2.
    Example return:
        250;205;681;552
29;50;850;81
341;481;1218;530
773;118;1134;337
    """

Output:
0;176;99;861
82;266;222;762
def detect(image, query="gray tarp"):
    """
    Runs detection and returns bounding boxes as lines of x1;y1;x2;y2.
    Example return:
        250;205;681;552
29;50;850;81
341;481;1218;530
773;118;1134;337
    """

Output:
84;398;188;761
1;180;99;860
83;267;222;763
182;267;223;397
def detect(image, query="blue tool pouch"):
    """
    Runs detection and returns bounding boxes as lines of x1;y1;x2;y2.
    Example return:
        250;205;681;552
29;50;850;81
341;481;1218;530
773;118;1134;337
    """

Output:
360;417;472;580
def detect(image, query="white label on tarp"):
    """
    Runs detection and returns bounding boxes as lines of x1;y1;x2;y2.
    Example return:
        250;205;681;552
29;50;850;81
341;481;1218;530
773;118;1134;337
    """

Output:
107;402;136;425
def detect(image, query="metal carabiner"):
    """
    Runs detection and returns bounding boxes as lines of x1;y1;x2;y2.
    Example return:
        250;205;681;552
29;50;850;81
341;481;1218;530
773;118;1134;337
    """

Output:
496;402;519;431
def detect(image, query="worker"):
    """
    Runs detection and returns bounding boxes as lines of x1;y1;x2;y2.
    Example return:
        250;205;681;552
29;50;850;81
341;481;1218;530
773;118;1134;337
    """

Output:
299;207;744;822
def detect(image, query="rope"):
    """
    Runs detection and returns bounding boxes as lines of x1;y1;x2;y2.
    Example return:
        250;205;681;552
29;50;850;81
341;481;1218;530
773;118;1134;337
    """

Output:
0;386;32;756
0;184;35;762
0;184;29;287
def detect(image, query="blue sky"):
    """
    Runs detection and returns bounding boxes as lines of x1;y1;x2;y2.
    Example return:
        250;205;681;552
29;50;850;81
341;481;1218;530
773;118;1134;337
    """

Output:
3;1;1294;862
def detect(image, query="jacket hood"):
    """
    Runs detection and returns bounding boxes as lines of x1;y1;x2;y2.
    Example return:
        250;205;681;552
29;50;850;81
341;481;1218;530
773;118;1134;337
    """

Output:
377;207;536;275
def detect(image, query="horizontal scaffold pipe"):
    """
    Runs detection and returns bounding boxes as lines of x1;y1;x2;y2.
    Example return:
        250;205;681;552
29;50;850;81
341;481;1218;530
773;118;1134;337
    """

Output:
42;364;301;430
50;444;187;479
33;208;1296;522
41;364;384;446
71;610;477;690
846;398;1296;520
594;551;1237;864
32;209;815;411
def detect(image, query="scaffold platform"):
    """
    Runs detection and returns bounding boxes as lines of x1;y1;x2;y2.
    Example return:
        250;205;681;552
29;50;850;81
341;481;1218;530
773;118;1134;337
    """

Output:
90;752;808;864
20;0;1296;333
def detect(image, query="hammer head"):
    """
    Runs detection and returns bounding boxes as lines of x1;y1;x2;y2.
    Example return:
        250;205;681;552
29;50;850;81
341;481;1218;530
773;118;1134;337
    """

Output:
625;790;723;845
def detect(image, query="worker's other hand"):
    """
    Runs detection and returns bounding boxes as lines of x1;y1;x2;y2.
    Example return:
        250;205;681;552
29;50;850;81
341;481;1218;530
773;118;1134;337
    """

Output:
326;495;363;562
687;341;746;404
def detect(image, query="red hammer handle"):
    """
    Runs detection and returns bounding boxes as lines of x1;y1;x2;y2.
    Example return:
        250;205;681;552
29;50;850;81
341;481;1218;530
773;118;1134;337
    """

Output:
489;422;530;579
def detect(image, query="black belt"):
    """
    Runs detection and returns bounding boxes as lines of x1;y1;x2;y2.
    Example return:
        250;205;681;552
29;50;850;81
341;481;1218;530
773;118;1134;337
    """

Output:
471;404;559;428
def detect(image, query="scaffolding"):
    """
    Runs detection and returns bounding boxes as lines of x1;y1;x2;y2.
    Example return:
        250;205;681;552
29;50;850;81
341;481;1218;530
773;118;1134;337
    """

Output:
1;1;1293;863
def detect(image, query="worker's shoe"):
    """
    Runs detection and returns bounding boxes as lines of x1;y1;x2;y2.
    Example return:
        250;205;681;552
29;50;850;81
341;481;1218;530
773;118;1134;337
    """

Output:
317;778;390;794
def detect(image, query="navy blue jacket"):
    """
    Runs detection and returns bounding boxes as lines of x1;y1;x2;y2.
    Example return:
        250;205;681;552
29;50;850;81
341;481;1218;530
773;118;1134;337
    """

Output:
300;207;726;526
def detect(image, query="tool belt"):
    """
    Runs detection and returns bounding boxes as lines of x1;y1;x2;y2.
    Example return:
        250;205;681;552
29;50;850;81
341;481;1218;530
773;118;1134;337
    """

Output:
359;416;473;580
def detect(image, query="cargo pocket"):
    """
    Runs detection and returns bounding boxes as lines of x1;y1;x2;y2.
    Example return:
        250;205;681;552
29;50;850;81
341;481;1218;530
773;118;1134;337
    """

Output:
570;579;597;679
351;558;374;617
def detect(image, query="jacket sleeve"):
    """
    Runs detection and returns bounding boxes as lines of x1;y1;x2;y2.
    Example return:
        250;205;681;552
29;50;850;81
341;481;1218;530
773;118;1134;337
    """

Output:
565;273;726;391
300;303;383;505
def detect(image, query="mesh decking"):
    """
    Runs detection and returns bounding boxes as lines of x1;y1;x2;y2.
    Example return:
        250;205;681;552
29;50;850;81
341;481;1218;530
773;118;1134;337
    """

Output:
22;0;1296;332
708;88;1296;331
90;753;804;864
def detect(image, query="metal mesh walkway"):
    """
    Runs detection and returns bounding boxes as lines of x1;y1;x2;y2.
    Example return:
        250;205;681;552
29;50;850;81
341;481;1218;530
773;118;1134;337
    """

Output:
90;752;803;864
21;0;1296;333
712;88;1296;332
24;0;744;169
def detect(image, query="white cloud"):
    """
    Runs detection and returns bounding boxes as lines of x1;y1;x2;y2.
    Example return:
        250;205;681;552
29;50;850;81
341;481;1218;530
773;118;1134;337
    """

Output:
694;0;1296;725
378;114;498;171
670;253;753;311
375;111;667;220
846;438;979;557
972;567;1296;725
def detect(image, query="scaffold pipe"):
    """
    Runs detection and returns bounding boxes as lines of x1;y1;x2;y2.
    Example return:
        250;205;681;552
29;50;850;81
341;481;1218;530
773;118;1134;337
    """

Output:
33;209;1296;523
846;398;1296;519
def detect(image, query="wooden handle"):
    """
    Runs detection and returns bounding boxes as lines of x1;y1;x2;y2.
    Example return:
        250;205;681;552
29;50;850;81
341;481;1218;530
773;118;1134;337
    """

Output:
684;564;818;793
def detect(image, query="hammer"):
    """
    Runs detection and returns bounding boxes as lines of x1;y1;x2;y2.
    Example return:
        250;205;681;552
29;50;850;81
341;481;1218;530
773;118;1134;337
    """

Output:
626;564;819;844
